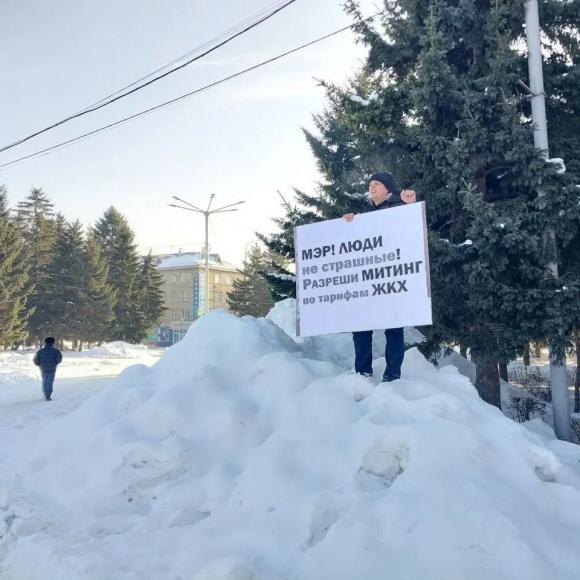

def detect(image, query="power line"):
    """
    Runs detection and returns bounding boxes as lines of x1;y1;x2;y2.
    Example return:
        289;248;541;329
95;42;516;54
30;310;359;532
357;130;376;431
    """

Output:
75;0;294;113
0;0;297;154
0;13;381;171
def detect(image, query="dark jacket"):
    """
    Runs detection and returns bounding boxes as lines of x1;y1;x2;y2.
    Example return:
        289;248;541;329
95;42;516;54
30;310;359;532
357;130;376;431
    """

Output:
364;193;405;212
33;344;63;372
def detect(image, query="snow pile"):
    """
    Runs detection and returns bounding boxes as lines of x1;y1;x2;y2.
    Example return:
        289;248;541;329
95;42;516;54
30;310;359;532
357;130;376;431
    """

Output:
0;352;38;385
437;350;554;421
267;298;424;369
76;341;150;359
1;307;580;579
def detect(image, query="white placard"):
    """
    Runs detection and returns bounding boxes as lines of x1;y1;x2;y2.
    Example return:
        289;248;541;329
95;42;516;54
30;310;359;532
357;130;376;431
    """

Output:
294;201;432;337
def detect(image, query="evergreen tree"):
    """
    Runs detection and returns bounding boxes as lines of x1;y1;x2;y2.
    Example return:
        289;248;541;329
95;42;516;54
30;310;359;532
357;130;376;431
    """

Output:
0;186;31;347
65;220;91;345
93;207;144;342
81;233;116;347
15;187;56;344
262;0;580;408
39;214;68;341
227;245;275;317
137;252;165;335
541;0;580;178
259;99;371;299
257;201;304;301
541;0;580;411
43;218;89;344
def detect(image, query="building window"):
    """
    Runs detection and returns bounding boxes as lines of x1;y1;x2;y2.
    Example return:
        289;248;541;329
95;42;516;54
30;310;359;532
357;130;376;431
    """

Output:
214;273;220;284
171;273;178;284
181;272;189;283
182;290;190;302
227;275;235;285
215;291;222;302
181;310;191;320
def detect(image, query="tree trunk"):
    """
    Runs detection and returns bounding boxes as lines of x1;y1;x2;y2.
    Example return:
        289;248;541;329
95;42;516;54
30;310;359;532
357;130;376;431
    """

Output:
523;343;530;366
498;362;508;382
534;342;542;359
575;335;580;414
473;354;501;409
460;344;467;358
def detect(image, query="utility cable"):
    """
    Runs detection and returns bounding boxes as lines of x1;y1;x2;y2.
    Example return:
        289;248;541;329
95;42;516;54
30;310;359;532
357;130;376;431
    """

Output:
0;0;297;154
0;13;381;170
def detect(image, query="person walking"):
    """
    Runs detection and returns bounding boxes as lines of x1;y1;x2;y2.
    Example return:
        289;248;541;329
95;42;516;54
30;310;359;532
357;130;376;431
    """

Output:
33;337;63;401
343;171;417;381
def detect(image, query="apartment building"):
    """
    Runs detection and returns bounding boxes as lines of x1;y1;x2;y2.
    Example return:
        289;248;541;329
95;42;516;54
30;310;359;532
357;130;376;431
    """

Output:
154;251;241;345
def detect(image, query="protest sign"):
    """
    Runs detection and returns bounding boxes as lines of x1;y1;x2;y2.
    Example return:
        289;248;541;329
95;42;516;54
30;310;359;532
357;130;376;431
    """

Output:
294;201;432;337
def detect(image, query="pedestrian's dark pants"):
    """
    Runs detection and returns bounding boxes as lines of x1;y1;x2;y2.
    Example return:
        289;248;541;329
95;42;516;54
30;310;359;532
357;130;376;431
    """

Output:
41;371;56;399
352;327;405;381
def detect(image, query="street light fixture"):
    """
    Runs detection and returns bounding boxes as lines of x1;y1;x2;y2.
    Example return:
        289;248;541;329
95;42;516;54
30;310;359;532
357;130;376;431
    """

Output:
169;195;245;315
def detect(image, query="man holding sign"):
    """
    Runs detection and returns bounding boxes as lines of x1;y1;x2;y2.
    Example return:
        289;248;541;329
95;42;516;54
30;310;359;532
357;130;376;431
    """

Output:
343;172;417;382
294;171;431;380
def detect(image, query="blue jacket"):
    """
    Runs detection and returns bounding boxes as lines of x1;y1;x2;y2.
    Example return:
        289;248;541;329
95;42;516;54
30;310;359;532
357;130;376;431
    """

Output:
33;344;63;372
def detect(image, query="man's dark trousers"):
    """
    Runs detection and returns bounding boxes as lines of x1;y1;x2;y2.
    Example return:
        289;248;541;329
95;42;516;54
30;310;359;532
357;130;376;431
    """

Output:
352;328;405;381
41;371;56;400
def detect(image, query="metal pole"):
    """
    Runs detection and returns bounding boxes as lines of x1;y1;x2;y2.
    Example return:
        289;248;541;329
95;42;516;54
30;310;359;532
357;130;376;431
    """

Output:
170;194;244;317
525;0;571;441
204;211;210;314
525;0;549;153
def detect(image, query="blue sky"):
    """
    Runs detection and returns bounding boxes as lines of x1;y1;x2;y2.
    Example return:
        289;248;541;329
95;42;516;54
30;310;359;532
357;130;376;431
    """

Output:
0;0;376;265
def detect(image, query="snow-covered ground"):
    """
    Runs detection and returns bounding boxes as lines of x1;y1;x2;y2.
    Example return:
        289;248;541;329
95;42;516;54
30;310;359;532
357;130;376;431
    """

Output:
0;342;156;386
0;343;162;460
1;301;579;580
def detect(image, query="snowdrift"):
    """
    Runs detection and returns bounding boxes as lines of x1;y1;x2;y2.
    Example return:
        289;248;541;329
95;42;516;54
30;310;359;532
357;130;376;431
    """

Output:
71;341;151;359
0;352;38;385
1;301;579;580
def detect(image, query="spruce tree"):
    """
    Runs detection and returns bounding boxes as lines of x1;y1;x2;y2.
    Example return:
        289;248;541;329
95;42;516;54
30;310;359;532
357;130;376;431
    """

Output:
81;233;116;347
137;252;165;336
39;213;68;341
227;245;275;317
541;0;580;411
258;103;370;299
541;0;580;178
43;218;88;345
16;187;56;344
263;0;580;408
257;202;305;301
93;207;144;343
0;186;31;347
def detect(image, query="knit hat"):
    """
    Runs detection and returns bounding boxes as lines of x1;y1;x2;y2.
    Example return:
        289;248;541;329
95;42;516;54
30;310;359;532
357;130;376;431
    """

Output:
368;172;399;195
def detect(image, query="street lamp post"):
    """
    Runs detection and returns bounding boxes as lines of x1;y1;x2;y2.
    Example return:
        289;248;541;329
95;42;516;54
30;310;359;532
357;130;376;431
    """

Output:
169;194;245;315
524;0;571;441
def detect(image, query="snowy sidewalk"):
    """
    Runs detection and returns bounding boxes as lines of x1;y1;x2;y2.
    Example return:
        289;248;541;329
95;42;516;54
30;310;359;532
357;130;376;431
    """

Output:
0;344;162;454
0;376;113;441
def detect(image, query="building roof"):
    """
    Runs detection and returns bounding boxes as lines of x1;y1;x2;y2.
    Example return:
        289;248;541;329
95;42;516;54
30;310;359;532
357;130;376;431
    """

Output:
156;252;238;272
